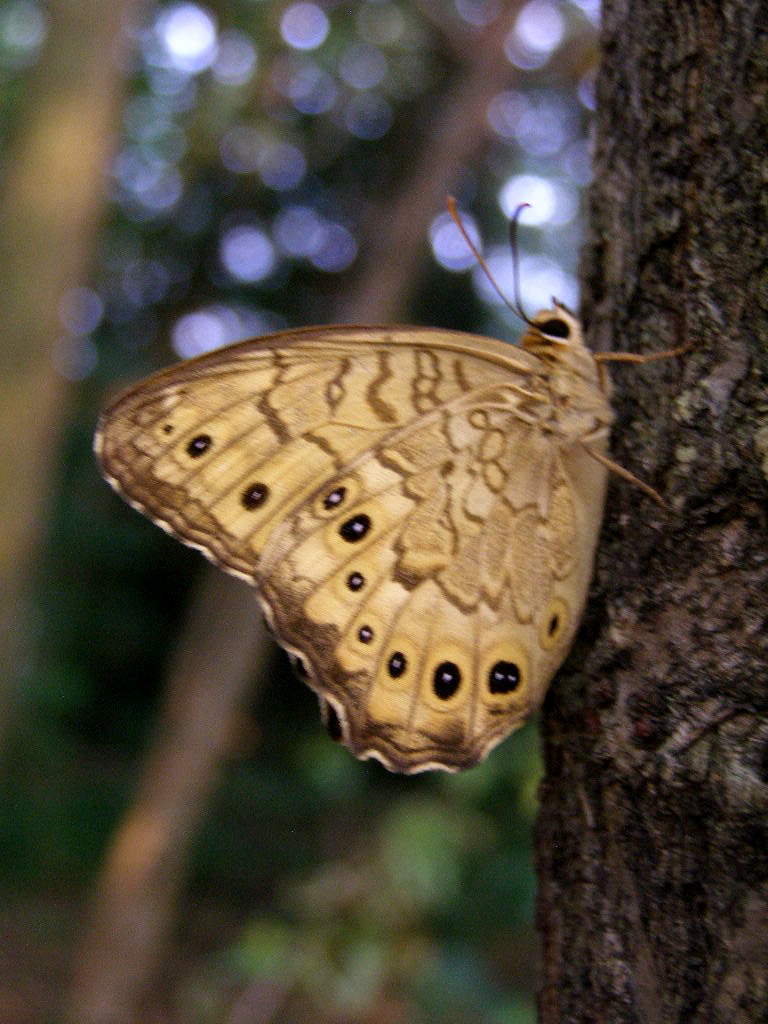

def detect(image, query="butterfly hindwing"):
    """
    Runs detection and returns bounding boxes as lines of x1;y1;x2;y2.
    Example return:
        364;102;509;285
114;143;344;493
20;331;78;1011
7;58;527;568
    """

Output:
257;398;608;772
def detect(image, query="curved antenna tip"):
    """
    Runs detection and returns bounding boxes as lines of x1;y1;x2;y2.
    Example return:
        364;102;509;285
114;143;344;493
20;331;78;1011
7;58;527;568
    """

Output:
445;197;536;328
508;204;534;326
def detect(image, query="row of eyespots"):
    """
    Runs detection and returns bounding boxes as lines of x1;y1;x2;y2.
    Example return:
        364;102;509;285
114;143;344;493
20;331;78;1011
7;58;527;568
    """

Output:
352;649;521;701
292;639;521;703
318;480;524;702
184;439;351;516
223;474;524;707
183;440;355;524
184;433;273;511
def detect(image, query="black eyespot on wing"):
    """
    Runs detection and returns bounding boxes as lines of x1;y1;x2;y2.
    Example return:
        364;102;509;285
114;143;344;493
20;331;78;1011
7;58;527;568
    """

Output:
358;624;373;644
323;486;347;510
547;613;560;637
339;514;371;542
433;661;461;700
388;651;407;678
489;660;521;694
163;423;174;435
187;433;212;457
242;482;270;509
538;317;570;339
347;571;365;592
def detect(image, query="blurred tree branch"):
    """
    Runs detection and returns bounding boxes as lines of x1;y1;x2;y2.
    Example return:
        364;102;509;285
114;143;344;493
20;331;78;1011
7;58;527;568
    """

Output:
0;0;147;743
338;0;526;322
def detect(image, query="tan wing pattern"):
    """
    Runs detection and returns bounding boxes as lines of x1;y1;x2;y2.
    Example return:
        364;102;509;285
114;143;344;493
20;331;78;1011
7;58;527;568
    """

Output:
95;312;613;772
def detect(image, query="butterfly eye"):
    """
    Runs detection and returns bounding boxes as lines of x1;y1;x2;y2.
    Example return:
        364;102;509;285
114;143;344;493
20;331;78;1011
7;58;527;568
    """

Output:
433;661;462;700
186;433;212;457
537;318;570;339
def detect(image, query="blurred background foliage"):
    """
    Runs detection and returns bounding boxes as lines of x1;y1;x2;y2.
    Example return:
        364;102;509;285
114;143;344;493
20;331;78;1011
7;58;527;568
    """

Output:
0;1;598;1020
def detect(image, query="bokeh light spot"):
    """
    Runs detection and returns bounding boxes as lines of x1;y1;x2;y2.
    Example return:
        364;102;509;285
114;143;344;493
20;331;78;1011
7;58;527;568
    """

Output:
429;211;481;271
59;287;104;336
509;94;572;155
563;139;593;185
578;68;597;111
212;29;257;86
339;42;387;90
473;247;578;316
570;0;601;27
344;92;393;140
311;223;357;272
220;225;276;283
171;305;276;358
455;0;501;27
487;90;527;139
155;3;218;74
273;205;325;257
280;57;338;114
499;175;578;227
220;125;262;174
506;0;564;69
113;146;184;218
257;141;307;190
0;0;48;70
499;175;556;225
280;3;330;51
53;336;98;382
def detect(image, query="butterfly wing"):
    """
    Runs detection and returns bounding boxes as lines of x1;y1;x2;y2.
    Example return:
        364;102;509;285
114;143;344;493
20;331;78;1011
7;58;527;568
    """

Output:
96;326;537;579
96;323;610;772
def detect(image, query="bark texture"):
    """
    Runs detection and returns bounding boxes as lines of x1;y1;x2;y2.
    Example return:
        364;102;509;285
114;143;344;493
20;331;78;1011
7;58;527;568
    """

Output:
535;3;768;1023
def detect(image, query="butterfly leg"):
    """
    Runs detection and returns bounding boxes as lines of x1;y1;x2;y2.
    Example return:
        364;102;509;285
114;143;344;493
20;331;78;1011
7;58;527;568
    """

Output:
580;442;667;508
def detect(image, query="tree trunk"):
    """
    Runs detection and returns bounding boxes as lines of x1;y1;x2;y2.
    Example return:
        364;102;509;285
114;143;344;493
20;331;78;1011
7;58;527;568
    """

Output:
0;0;148;743
535;2;768;1022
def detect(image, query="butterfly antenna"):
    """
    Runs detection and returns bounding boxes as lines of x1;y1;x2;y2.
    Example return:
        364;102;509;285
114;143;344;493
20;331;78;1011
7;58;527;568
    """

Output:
446;196;535;327
509;202;535;326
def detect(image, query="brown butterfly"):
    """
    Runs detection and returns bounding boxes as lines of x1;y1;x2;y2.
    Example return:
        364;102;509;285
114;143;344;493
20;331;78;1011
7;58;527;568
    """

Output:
95;206;683;772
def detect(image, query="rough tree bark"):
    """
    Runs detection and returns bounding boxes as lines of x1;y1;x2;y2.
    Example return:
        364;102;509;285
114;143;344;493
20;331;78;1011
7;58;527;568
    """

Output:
536;3;768;1022
0;0;148;745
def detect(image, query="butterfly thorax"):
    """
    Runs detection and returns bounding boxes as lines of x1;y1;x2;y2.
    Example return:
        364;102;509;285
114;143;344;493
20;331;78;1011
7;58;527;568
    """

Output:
519;305;613;446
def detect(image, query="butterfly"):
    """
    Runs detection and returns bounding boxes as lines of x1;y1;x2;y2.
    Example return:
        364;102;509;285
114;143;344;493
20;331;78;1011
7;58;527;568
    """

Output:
95;296;639;773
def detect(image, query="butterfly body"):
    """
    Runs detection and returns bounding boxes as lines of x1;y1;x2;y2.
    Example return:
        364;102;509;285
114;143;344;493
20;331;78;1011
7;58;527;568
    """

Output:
96;304;612;772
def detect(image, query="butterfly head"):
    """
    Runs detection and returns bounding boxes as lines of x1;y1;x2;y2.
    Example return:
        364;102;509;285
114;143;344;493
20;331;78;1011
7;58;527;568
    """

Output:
519;300;583;356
